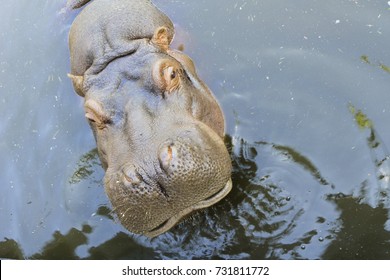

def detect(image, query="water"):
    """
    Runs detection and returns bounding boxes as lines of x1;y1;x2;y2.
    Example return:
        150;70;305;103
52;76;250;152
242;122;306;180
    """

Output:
1;0;390;259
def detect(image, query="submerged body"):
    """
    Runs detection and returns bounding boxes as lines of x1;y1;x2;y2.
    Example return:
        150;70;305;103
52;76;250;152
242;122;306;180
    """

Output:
67;0;232;237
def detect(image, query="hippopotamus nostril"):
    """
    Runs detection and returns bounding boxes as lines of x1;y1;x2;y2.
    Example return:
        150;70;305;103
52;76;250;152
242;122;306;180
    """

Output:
122;165;142;187
158;142;177;172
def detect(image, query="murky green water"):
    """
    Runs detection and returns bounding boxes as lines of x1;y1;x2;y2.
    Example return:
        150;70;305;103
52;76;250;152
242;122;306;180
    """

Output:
1;0;390;259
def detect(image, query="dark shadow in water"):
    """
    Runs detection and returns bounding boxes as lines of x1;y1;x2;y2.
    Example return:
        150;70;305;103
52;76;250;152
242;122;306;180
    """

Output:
29;225;92;260
86;232;156;260
0;238;24;259
95;205;116;221
322;194;390;259
319;105;390;259
23;224;155;259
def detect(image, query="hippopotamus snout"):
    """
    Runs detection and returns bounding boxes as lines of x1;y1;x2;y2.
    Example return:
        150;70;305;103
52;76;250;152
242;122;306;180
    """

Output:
157;123;232;197
105;121;232;237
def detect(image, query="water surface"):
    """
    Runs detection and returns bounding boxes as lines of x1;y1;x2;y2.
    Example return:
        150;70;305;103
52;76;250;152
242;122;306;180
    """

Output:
1;0;390;259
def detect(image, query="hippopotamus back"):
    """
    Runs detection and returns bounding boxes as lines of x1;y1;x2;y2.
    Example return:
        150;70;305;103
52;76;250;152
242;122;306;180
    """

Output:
69;0;174;77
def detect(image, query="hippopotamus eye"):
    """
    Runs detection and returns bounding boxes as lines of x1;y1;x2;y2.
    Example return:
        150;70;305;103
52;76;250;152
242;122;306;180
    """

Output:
170;70;176;80
152;59;182;95
84;99;112;130
164;66;177;81
162;66;180;93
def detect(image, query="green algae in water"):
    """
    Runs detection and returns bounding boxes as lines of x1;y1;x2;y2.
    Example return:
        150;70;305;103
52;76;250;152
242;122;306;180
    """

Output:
349;104;373;130
380;63;390;74
360;55;371;64
360;55;390;75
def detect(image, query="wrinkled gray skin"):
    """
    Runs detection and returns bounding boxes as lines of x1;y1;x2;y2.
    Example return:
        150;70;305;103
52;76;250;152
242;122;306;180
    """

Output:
67;0;232;237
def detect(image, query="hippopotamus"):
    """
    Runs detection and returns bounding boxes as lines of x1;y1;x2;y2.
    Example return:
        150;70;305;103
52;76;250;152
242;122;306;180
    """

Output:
66;0;232;237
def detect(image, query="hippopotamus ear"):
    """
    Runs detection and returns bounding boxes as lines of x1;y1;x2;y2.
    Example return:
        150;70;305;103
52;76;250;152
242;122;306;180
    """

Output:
84;99;111;129
151;26;171;52
67;73;85;97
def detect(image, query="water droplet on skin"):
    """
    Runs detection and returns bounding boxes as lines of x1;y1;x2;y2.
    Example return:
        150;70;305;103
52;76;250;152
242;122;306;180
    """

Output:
286;196;291;201
301;245;306;250
318;237;324;242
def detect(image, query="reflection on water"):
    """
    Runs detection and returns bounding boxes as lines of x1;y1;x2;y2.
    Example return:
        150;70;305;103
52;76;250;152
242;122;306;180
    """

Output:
69;148;100;185
31;225;91;260
324;194;390;259
0;238;24;260
227;138;338;259
264;142;330;186
1;0;390;259
349;105;390;231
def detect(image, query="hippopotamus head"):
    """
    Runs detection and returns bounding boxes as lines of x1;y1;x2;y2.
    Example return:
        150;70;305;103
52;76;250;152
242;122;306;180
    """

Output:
67;0;232;237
